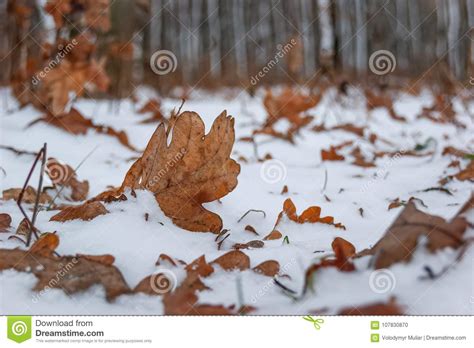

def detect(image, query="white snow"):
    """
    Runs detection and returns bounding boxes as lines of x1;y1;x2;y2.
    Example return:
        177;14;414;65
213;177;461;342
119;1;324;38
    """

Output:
0;86;473;314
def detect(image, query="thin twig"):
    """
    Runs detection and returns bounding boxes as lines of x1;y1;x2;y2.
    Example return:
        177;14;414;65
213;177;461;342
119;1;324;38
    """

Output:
0;145;38;156
17;143;47;246
321;167;328;193
237;209;266;223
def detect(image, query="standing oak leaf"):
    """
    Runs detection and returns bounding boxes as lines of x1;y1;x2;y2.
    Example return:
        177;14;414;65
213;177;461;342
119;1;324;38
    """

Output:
102;111;240;233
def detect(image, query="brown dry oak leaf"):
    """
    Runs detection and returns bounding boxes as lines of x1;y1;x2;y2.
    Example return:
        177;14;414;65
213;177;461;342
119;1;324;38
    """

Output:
275;198;346;229
0;248;130;301
98;111;240;233
50;201;108;222
76;253;115;266
303;237;356;295
253;260;280;277
37;58;109;116
29;233;60;257
321;146;345;161
29;108;136;151
367;201;467;269
454;160;474;181
0;213;12;232
338;298;403;315
211;250;250;271
263;88;320;127
263;230;282;240
2;186;52;204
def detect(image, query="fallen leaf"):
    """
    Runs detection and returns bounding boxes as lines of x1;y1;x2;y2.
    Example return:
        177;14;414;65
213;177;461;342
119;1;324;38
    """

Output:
2;186;51;204
303;237;357;294
388;197;402;210
0;248;130;301
29;233;59;257
29;108;136;151
367;201;467;269
0;213;12;232
263;88;320;126
97;111;240;233
338;298;403;315
442;146;470;158
185;255;214;277
332;237;355;261
155;253;178;267
454;161;474;181
138;98;165;124
50;201;108;222
77;254;115;266
321;146;344;161
163;255;217;314
253;260;280;276
244;225;258;235
351;147;376;168
275;198;346;229
233;240;264;250
211;250;250;271
365;90;406;122
263;230;282;240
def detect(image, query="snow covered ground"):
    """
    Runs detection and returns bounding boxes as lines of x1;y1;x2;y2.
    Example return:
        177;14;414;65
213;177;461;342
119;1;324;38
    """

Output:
0;86;473;315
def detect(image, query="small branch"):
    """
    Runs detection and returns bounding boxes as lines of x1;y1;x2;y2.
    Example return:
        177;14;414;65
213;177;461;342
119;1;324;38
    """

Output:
17;143;47;247
237;209;266;223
